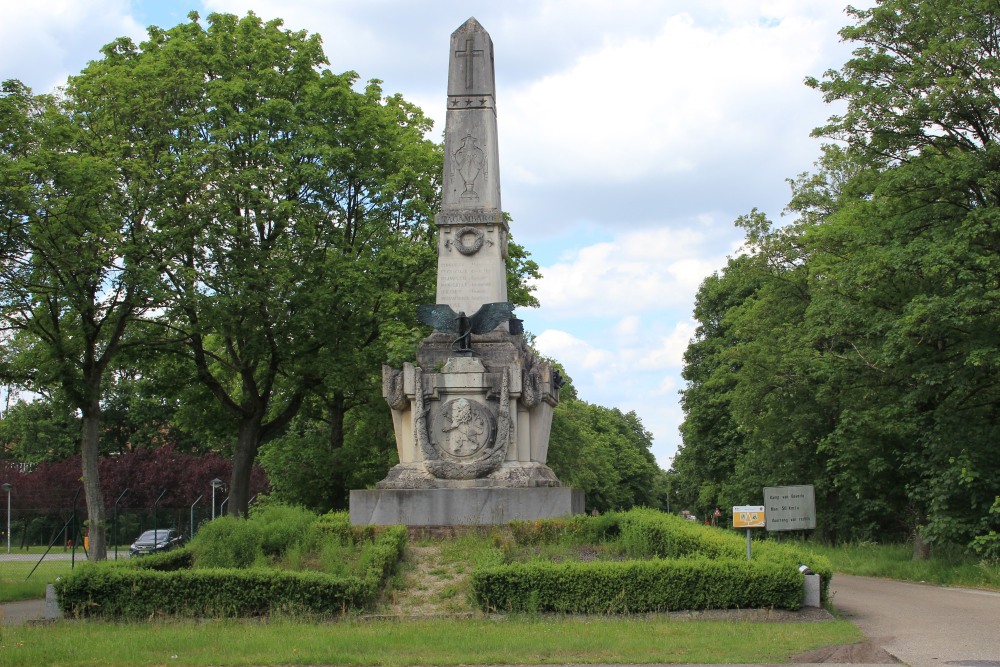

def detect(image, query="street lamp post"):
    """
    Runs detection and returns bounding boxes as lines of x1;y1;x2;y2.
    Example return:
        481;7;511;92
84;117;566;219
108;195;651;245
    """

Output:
1;483;11;555
210;478;223;520
113;488;128;560
190;495;203;537
152;489;166;551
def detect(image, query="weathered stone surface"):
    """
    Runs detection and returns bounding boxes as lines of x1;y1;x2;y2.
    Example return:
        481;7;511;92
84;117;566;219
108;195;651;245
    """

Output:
352;18;581;526
350;487;585;526
436;18;508;317
45;584;62;620
803;573;821;607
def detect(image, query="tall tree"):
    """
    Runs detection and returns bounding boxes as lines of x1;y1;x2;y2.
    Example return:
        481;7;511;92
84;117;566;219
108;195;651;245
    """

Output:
0;74;171;559
677;0;1000;553
107;13;445;517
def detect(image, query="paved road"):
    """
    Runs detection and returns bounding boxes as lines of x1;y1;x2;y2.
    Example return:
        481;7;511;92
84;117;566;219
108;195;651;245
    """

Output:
832;574;1000;666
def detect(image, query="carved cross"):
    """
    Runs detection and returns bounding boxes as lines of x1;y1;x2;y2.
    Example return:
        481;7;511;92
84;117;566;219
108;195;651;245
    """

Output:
455;35;483;89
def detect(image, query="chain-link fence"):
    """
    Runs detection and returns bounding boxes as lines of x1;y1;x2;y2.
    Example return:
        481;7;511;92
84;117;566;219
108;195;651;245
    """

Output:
1;504;220;555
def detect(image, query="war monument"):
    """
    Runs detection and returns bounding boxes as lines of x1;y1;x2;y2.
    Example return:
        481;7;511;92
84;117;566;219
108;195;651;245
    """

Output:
349;18;584;526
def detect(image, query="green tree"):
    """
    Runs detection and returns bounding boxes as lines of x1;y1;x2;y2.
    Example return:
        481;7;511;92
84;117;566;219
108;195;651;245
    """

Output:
0;75;172;559
547;367;667;513
0;399;79;463
101;13;445;517
677;0;1000;552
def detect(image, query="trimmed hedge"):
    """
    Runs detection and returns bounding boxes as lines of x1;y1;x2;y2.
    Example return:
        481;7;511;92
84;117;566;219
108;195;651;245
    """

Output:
55;521;407;620
473;557;803;613
472;509;833;613
55;565;373;618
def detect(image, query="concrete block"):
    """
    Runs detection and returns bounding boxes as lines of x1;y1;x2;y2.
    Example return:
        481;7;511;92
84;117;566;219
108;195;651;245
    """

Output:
804;573;821;607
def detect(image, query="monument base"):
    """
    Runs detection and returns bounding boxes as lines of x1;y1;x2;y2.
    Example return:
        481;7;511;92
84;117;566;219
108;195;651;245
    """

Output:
350;487;585;526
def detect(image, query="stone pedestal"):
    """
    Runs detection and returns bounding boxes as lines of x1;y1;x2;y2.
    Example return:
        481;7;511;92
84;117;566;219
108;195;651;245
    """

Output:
350;487;584;526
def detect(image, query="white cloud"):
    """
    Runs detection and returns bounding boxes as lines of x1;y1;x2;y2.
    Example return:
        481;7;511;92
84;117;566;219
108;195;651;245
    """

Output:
0;0;144;92
501;10;831;186
533;317;697;467
531;225;734;316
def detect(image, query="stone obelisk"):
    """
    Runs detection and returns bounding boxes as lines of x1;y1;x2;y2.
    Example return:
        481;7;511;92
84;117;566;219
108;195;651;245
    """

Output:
435;18;509;318
350;18;584;526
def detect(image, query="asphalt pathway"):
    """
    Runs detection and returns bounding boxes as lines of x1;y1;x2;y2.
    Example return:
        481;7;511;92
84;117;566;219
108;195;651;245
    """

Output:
832;574;1000;666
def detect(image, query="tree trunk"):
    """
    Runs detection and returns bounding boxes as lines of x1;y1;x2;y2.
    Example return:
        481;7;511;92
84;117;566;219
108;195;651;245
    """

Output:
80;395;107;561
327;393;347;510
913;528;932;561
228;416;263;518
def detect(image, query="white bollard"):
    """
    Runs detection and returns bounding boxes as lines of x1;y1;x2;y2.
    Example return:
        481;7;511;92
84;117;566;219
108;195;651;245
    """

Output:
803;573;821;607
45;583;63;620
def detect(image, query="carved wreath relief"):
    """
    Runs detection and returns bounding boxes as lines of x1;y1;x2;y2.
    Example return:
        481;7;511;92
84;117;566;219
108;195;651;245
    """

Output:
445;226;487;255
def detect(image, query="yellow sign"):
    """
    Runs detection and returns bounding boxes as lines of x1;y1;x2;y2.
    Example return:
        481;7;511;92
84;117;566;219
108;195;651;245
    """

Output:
733;505;766;528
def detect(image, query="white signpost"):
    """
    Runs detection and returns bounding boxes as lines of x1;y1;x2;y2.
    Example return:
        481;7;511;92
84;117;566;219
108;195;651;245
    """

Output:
763;485;816;531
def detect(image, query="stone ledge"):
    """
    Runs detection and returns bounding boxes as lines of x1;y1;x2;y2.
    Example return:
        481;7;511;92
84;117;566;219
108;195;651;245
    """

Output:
350;487;584;526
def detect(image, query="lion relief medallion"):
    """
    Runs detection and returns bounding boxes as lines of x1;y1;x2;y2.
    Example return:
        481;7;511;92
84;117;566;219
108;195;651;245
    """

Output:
431;398;496;460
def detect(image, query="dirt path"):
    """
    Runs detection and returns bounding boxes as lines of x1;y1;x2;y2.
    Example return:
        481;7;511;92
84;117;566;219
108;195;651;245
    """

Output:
379;543;477;617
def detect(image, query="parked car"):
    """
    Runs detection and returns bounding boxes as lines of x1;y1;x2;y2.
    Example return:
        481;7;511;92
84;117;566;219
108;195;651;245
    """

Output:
129;529;183;557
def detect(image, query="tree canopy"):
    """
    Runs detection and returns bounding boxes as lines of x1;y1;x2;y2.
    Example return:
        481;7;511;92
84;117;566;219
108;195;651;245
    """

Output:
0;11;579;545
674;0;1000;559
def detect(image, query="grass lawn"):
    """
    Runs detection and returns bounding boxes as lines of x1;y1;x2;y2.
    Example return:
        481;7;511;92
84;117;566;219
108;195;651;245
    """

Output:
0;616;862;666
0;559;75;602
807;541;1000;590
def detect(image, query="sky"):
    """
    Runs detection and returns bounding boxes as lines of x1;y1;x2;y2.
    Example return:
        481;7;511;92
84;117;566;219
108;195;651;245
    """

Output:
0;0;871;469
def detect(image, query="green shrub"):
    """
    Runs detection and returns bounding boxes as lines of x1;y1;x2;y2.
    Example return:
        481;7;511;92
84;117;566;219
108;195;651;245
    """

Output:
472;557;802;613
188;517;266;568
250;503;318;556
55;565;373;619
127;546;194;571
54;521;408;620
471;509;834;613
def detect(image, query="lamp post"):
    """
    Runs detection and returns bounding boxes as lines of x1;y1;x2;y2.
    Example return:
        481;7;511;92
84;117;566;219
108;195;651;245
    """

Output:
190;495;203;537
1;483;11;555
113;488;128;560
210;478;223;520
152;489;166;551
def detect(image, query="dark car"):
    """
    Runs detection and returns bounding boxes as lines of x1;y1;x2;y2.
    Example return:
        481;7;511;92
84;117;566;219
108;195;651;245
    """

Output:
129;529;183;557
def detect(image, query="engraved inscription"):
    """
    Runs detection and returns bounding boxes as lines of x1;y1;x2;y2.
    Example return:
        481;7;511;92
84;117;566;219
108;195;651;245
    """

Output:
437;210;503;225
438;264;494;302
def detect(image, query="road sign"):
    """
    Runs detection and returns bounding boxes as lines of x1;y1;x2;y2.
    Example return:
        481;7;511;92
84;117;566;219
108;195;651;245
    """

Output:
733;505;766;528
763;485;816;531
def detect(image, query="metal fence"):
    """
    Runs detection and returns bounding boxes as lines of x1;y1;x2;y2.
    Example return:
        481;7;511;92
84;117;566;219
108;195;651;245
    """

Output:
1;503;219;556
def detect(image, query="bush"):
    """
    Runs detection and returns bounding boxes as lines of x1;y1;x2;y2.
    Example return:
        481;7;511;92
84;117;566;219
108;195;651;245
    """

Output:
55;520;407;620
127;546;194;571
250;503;318;556
471;509;833;613
188;516;266;568
472;557;802;613
55;564;373;619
